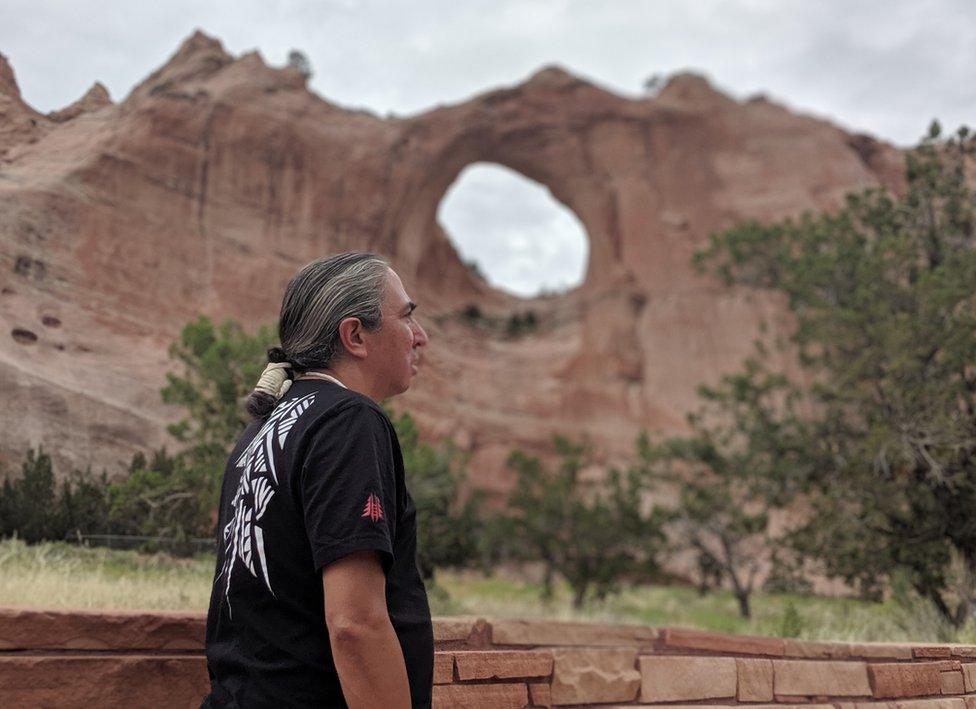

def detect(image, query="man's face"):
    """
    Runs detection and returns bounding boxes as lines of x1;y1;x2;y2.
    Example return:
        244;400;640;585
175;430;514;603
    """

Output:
363;268;428;399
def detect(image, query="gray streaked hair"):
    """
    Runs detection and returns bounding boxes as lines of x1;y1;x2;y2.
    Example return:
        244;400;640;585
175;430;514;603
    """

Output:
245;251;390;417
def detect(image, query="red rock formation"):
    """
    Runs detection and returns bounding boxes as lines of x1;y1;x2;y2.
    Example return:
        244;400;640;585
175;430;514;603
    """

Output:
0;52;48;156
47;82;112;123
0;32;904;496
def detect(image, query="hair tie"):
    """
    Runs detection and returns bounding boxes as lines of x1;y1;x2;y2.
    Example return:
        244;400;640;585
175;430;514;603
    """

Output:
254;361;293;399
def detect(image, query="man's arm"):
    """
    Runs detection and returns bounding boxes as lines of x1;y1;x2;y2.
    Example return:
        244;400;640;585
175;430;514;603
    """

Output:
323;550;410;709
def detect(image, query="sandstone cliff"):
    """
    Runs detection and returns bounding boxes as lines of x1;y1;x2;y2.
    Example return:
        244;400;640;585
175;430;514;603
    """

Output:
0;31;904;497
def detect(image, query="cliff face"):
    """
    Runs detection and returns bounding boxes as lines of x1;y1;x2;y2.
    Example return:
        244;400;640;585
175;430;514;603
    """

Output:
0;32;904;493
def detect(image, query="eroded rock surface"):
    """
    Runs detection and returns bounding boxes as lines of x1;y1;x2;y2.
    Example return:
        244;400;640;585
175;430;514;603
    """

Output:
550;647;641;704
47;82;112;123
0;31;904;492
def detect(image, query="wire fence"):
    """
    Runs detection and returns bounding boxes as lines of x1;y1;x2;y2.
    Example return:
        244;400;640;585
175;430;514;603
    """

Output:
63;532;216;556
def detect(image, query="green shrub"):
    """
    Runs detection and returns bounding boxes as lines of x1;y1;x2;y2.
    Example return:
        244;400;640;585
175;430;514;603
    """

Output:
693;124;976;627
388;408;484;582
460;303;483;323
502;436;665;608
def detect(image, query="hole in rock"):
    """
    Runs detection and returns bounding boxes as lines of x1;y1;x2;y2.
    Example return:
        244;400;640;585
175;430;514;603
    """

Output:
13;255;45;280
12;328;38;345
437;162;588;298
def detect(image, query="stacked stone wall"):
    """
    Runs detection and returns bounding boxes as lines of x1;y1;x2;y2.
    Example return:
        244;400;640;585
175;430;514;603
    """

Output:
2;609;976;707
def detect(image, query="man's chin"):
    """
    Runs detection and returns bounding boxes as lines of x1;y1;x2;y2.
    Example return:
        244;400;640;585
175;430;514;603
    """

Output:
389;378;413;398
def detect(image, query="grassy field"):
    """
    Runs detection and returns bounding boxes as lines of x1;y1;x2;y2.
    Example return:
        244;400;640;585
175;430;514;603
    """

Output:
430;570;976;643
0;538;214;611
1;539;972;643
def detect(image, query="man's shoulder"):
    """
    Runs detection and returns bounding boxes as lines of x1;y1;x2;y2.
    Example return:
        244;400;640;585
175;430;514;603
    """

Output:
295;385;394;435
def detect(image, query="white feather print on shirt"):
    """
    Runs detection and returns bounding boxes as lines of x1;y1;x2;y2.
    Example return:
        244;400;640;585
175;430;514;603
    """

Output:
218;392;316;615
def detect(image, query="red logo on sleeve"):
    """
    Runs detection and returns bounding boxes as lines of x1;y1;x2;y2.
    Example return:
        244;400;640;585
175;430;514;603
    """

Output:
361;493;384;522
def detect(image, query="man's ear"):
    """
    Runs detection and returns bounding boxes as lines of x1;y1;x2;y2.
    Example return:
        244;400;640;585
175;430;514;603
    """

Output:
337;316;369;360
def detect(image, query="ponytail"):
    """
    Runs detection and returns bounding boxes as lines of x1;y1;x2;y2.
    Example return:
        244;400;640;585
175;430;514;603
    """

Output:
245;347;293;418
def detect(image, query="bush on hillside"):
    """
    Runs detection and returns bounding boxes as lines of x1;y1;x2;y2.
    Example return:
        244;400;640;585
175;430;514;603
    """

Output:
500;436;666;608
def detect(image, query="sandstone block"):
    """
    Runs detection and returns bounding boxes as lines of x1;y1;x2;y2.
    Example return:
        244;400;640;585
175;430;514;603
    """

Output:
0;654;208;707
434;617;491;648
951;645;976;659
432;682;528;709
962;663;976;692
433;652;454;684
491;619;656;647
892;699;966;709
549;648;639;705
867;662;941;698
783;638;852;659
915;646;953;659
454;650;553;681
639;655;736;703
0;608;205;651
529;682;551;707
773;659;871;697
707;705;833;709
662;626;784;656
737;657;774;701
591;705;740;709
433;617;481;642
848;642;914;660
941;670;965;695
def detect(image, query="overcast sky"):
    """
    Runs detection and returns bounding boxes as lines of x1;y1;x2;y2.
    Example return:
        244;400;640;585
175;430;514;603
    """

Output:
2;0;973;295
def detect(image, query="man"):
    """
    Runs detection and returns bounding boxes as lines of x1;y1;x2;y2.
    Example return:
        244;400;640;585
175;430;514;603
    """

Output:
203;253;433;708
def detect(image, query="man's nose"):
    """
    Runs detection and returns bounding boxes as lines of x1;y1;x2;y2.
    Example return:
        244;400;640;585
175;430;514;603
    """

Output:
414;322;429;347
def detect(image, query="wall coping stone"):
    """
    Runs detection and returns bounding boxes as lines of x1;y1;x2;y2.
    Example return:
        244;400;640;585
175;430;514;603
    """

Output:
4;608;976;663
6;608;976;707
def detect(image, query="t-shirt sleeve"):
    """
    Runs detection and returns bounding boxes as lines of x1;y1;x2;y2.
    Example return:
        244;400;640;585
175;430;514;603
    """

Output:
300;400;398;573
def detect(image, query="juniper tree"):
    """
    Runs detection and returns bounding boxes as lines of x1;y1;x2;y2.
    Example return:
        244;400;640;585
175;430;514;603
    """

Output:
692;124;976;625
162;315;277;469
505;436;665;608
0;448;58;542
639;360;811;618
386;409;483;581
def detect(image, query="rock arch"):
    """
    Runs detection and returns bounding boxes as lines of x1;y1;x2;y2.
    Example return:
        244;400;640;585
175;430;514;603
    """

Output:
386;69;642;302
0;33;905;492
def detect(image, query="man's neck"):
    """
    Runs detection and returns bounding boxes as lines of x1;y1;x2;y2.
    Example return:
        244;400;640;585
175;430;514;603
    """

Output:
305;363;379;402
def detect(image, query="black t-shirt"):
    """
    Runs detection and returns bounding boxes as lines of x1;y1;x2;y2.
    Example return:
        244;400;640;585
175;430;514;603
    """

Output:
202;379;433;708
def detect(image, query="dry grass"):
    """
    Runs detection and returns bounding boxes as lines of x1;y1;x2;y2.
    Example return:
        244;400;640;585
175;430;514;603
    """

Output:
3;539;975;645
0;539;212;611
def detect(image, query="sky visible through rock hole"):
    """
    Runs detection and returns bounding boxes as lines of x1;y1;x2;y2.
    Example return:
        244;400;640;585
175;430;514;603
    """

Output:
2;0;973;296
438;165;589;297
